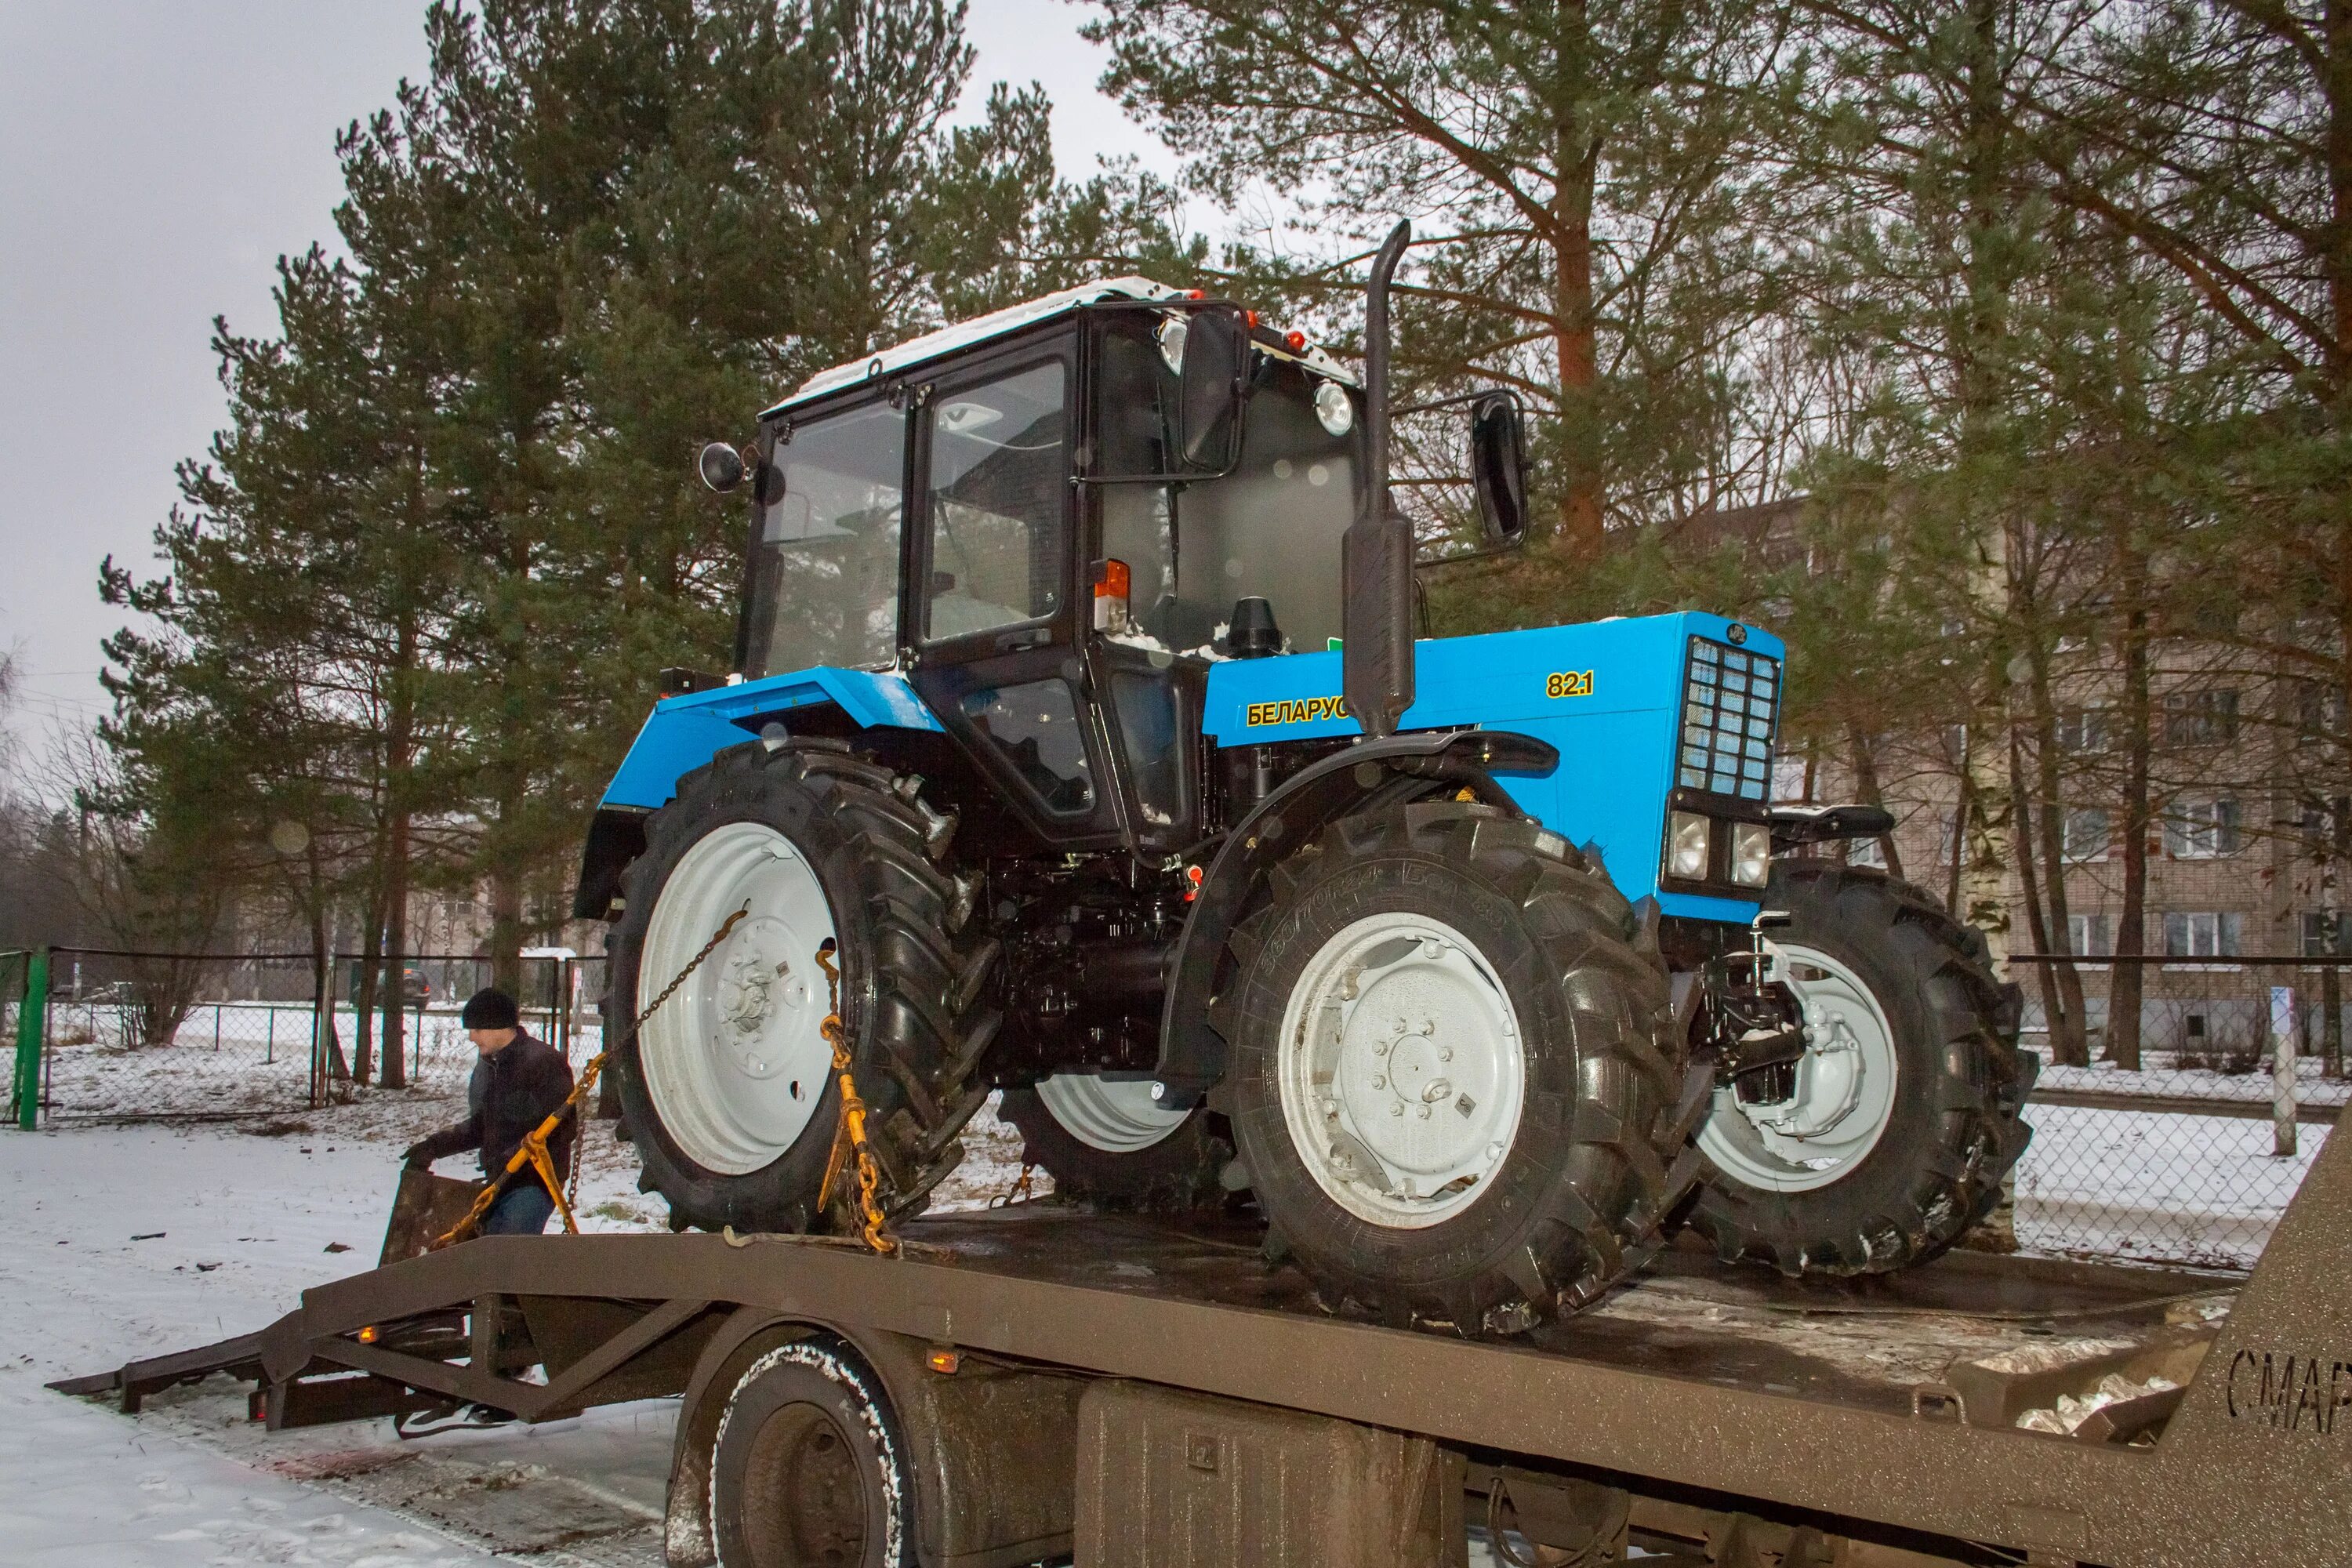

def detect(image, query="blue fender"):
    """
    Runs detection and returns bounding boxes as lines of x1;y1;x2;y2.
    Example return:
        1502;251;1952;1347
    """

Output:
597;666;942;812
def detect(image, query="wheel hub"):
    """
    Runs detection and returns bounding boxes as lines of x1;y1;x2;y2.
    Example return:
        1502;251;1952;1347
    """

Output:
1698;941;1900;1194
714;917;816;1080
1279;914;1525;1227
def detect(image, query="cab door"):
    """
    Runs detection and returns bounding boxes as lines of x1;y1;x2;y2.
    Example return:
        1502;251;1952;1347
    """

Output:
904;337;1125;849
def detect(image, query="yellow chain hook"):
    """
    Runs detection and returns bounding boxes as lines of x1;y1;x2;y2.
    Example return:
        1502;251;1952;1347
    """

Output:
815;943;898;1256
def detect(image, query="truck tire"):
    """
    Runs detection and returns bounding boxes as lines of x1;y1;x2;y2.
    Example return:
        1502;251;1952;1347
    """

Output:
1690;861;2034;1276
998;1077;1231;1210
1221;802;1684;1334
608;739;997;1234
709;1338;913;1568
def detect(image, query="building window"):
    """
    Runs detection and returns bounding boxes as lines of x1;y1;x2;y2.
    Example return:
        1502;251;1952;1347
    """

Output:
2303;912;2352;958
2163;911;2243;958
2164;797;2242;858
2162;688;2239;748
2062;807;2111;862
2295;679;2346;740
1847;836;1886;870
2067;913;2114;956
2055;706;2111;754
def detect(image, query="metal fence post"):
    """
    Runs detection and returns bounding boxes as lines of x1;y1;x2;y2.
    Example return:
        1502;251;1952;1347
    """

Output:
2270;985;2298;1159
13;947;49;1130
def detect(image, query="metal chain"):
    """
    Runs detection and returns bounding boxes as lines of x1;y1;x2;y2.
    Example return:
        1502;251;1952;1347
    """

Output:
815;945;897;1255
990;1162;1037;1209
430;903;751;1250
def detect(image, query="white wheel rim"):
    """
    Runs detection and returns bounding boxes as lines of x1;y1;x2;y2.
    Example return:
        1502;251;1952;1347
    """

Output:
1275;912;1526;1229
1035;1073;1189;1153
1698;941;1900;1194
640;821;838;1176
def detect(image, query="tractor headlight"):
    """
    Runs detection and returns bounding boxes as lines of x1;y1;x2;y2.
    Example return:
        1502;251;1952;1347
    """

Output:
1313;380;1355;437
1730;821;1771;887
1668;811;1711;880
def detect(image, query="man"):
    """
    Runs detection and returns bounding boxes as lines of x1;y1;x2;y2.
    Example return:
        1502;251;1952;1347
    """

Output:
403;987;577;1235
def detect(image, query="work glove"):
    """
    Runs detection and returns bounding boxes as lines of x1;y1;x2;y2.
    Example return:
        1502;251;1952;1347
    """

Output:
401;1142;434;1170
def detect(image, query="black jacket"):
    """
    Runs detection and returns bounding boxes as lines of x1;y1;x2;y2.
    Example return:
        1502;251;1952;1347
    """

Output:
414;1030;576;1181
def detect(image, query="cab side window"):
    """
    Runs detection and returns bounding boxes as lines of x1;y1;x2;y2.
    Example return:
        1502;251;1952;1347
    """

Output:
923;362;1069;641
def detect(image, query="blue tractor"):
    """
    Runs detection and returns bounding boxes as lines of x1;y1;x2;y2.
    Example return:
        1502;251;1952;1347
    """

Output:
574;226;2031;1333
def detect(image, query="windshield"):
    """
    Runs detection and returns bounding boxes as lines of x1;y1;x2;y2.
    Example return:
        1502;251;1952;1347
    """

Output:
747;399;905;677
1096;319;1361;652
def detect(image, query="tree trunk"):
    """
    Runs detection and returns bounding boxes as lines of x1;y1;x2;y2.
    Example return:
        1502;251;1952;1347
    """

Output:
2109;554;2154;1072
491;865;524;996
376;609;419;1091
2328;797;2348;1075
2009;729;2080;1066
2022;620;2089;1065
307;841;351;1096
353;906;381;1088
1550;133;1602;557
1845;725;1904;877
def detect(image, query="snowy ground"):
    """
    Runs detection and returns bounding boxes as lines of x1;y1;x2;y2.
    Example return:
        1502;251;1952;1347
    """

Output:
0;1076;1047;1567
2032;1047;2351;1108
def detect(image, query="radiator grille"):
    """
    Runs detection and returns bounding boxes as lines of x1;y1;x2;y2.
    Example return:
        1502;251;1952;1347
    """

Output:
1679;636;1780;801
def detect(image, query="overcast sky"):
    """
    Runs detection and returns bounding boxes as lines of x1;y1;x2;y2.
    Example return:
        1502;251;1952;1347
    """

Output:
0;0;1172;767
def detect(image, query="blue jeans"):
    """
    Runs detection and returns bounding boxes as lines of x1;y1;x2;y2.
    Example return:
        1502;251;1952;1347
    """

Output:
482;1181;557;1236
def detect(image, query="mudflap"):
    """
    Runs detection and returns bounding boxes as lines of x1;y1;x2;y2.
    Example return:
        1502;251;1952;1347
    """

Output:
380;1167;485;1265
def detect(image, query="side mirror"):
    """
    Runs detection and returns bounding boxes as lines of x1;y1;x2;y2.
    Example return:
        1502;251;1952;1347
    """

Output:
1177;307;1248;471
1469;393;1528;543
699;441;746;493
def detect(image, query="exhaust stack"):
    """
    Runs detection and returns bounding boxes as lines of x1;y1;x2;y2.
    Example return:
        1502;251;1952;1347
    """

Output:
1341;220;1414;740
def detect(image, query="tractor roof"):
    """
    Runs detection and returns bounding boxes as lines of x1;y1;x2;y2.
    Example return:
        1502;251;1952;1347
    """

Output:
763;275;1357;419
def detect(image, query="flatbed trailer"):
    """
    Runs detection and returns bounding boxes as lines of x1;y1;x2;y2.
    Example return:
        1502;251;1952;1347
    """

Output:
56;1127;2352;1568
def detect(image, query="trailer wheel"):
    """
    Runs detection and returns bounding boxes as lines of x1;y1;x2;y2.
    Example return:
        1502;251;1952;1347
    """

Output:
710;1338;913;1568
998;1076;1231;1210
608;739;996;1233
1690;862;2034;1276
1222;803;1682;1333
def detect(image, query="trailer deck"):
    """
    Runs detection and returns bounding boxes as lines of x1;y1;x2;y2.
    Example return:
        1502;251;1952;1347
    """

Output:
56;1124;2352;1568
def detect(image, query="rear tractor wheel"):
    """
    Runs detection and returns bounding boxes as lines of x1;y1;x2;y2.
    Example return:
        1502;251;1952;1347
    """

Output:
997;1074;1231;1210
608;739;1000;1235
1221;802;1687;1334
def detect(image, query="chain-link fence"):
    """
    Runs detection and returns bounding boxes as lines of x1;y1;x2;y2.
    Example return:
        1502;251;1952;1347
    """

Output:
2009;954;2343;1271
27;948;606;1125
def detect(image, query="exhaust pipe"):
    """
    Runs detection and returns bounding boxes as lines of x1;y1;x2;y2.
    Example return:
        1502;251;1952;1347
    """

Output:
1341;220;1415;740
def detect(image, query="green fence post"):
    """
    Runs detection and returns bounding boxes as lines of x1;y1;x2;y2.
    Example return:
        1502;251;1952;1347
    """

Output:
13;946;49;1130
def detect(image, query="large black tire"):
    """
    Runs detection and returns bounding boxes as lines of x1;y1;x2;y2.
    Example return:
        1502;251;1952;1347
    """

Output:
996;1083;1231;1210
608;739;1000;1234
1221;802;1686;1334
1688;861;2034;1276
709;1336;915;1568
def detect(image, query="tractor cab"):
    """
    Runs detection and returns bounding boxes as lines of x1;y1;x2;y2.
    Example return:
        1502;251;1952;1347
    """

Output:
717;278;1521;859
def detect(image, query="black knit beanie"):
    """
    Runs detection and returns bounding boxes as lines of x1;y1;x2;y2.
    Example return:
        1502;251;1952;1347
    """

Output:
460;987;520;1030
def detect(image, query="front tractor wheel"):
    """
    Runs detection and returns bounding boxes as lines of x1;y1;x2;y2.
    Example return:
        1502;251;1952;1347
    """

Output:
608;740;996;1235
1224;803;1685;1334
1690;861;2034;1276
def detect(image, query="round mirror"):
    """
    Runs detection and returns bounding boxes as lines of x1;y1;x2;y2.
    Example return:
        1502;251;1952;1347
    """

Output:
699;441;746;493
